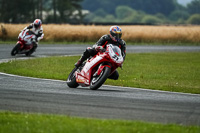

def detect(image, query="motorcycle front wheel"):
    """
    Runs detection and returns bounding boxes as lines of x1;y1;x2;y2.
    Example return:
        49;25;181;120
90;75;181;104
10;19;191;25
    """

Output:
66;67;79;88
11;43;20;56
90;66;111;90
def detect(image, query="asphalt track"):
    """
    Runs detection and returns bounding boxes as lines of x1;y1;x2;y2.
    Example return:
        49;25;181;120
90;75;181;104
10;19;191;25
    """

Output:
0;44;200;125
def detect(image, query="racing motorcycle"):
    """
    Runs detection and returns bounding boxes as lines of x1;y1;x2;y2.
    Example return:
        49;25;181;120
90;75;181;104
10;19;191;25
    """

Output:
11;29;37;56
67;44;124;90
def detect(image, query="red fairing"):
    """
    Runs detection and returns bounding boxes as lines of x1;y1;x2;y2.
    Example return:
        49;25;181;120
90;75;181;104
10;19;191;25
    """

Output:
17;40;23;45
17;40;24;49
21;30;26;36
75;54;108;86
17;34;33;50
75;44;123;87
97;65;111;75
11;29;37;56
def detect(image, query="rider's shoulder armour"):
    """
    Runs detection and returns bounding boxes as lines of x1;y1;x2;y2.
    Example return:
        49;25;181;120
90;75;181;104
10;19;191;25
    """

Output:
120;39;126;46
101;34;111;41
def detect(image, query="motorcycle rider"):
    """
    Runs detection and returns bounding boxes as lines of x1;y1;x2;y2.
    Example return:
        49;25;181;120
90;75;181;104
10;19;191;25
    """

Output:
75;25;126;80
23;19;44;52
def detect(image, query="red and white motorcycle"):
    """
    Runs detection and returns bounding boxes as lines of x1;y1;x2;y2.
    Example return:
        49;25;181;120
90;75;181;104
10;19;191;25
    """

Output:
11;29;37;56
67;44;124;90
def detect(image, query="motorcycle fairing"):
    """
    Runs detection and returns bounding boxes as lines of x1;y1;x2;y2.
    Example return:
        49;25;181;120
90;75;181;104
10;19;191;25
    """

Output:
18;30;35;50
97;65;111;76
83;56;102;73
74;44;124;88
17;40;24;49
76;54;111;86
108;44;124;64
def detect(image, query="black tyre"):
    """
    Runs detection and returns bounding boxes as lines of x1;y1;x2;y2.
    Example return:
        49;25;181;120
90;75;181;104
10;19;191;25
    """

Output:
25;49;34;56
66;67;79;88
90;66;111;90
11;43;20;56
26;45;37;56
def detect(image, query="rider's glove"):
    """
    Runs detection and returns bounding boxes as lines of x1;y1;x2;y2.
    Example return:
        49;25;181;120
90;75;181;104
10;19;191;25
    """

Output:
95;46;104;52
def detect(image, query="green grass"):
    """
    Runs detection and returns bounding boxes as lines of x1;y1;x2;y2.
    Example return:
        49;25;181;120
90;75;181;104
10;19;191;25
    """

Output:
114;52;200;94
0;111;199;133
0;53;200;132
0;52;200;94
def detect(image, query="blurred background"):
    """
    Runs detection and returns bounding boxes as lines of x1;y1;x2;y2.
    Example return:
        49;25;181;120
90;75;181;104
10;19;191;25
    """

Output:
0;0;200;25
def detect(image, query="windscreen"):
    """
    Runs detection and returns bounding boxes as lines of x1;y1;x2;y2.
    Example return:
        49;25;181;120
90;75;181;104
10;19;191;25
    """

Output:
111;45;122;56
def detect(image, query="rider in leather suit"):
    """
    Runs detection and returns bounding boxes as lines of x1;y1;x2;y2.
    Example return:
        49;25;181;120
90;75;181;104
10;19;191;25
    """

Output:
23;19;44;52
75;25;126;80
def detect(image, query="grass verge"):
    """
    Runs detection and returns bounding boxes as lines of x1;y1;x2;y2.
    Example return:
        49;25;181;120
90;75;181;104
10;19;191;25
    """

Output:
0;52;199;94
0;111;199;133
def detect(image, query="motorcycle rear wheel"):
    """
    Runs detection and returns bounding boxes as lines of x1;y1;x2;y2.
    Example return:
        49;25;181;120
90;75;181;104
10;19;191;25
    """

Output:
11;43;20;56
66;67;79;88
90;66;111;90
25;49;34;56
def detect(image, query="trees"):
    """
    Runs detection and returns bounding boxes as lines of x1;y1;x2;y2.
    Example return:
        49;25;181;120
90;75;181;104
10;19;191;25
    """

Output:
115;6;134;20
142;15;163;24
0;0;83;23
81;0;185;24
82;0;176;16
80;0;200;24
169;10;190;21
187;0;200;14
132;0;176;16
0;0;199;24
0;0;33;23
187;14;200;24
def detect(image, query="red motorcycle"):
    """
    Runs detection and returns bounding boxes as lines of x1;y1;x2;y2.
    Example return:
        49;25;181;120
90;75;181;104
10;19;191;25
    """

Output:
67;44;124;90
11;29;37;56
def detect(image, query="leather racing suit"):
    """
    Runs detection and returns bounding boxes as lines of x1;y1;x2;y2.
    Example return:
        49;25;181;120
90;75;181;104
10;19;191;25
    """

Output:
23;23;44;42
23;23;44;51
77;34;126;80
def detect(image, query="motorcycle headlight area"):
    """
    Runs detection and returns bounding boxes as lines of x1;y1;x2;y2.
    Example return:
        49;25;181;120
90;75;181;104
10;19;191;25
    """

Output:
108;45;123;63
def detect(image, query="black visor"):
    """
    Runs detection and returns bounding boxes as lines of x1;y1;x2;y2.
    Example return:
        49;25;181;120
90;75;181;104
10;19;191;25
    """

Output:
34;24;40;28
111;32;122;40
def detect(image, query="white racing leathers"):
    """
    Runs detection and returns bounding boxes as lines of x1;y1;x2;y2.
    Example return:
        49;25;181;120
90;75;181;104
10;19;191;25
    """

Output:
18;29;36;45
23;23;44;42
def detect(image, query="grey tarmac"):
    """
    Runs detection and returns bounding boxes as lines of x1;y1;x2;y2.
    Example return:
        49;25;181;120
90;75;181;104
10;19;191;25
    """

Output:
0;44;200;125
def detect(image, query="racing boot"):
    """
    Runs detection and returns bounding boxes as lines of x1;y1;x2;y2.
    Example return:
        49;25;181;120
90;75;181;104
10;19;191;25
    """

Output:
32;44;38;52
74;59;83;67
75;49;91;67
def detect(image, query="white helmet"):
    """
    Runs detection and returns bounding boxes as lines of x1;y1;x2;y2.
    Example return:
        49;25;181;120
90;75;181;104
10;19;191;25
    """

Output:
33;19;42;29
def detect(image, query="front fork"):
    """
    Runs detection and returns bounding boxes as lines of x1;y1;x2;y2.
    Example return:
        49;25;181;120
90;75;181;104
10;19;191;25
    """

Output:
96;64;111;76
17;41;24;49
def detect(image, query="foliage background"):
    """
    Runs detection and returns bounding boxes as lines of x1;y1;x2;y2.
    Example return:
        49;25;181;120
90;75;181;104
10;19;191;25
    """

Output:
0;0;200;24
